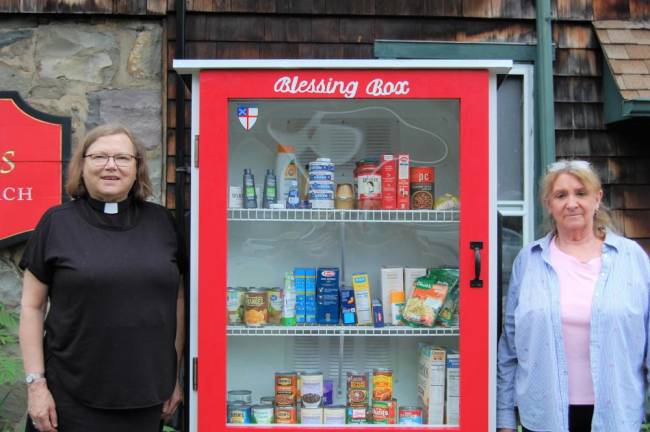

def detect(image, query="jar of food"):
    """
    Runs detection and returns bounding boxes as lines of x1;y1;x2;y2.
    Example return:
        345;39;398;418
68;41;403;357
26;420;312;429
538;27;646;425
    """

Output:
244;289;268;326
372;368;393;401
355;160;382;210
409;166;435;209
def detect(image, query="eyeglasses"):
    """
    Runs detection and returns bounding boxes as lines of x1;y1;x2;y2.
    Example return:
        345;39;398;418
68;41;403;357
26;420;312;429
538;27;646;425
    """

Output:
547;160;591;173
84;153;137;168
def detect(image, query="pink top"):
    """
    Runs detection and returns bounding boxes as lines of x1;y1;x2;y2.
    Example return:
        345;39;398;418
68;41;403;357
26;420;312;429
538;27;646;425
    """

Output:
549;237;601;404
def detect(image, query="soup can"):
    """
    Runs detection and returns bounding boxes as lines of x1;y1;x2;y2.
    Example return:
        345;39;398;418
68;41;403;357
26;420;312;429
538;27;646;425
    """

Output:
323;405;346;424
346;371;369;406
274;405;297;424
244;289;268;326
372;399;397;424
372;368;393;401
301;407;323;424
251;404;274;424
260;396;275;405
227;390;252;404
346;405;369;424
227;402;251;424
399;406;423;424
275;371;298;406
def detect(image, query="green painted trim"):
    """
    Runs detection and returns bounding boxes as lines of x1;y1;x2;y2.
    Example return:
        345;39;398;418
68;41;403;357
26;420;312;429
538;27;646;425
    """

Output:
374;40;547;61
603;64;650;124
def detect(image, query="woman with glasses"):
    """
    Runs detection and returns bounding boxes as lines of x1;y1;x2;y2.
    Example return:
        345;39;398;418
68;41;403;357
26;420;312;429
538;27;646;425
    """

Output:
497;159;650;432
19;124;184;432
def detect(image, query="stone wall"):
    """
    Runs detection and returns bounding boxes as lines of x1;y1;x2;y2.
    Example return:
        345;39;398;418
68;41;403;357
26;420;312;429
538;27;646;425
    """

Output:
0;16;163;429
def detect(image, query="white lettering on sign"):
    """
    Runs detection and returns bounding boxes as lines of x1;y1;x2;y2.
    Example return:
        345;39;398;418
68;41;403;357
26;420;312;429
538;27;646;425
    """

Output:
274;76;359;99
365;79;410;96
0;187;33;201
1;150;16;174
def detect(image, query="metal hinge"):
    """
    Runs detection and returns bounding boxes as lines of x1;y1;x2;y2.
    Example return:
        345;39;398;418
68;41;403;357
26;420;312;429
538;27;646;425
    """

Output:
193;134;199;168
192;357;198;391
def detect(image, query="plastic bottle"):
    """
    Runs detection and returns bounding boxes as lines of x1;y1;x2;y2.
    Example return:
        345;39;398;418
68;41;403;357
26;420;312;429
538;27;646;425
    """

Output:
262;168;277;208
275;144;298;203
285;178;300;209
281;271;296;326
242;168;257;208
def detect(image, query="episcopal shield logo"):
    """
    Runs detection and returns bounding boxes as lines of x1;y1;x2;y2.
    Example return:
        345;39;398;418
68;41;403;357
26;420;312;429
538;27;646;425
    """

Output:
237;105;258;130
0;92;71;248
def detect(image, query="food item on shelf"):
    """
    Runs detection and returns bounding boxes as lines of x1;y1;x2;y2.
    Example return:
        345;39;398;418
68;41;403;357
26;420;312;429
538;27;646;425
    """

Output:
372;299;385;328
305;268;317;324
371;399;397;424
410;166;435;209
436;280;459;327
340;287;357;325
308;158;335;209
294;268;306;324
323;379;333;405
404;267;427;300
260;396;275;405
301;407;323;424
345;405;369;424
417;344;446;425
242;168;257;209
323;405;346;424
275;372;298;406
351;273;373;325
380;155;397;209
380;266;404;325
300;372;324;408
316;267;340;324
355;160;382;210
262;168;277;208
227;389;252;404
397;154;410;209
403;268;459;327
229;186;243;208
227;401;252;423
276;144;298;203
226;287;246;325
347;371;369;406
398;406;423;424
434;192;460;210
372;368;393;401
267;287;283;324
335;183;354;209
446;351;460;425
252;404;274;424
274;405;297;424
390;291;405;326
281;272;296;326
244;289;268;326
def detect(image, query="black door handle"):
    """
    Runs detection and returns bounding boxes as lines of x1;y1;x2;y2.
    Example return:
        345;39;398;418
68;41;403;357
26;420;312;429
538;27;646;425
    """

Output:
470;241;483;288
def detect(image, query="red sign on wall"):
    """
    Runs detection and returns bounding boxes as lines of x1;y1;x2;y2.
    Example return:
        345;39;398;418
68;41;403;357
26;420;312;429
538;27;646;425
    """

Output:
0;92;70;248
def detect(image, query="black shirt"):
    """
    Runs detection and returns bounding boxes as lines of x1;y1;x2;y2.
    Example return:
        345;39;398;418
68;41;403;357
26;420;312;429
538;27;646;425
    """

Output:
20;195;183;409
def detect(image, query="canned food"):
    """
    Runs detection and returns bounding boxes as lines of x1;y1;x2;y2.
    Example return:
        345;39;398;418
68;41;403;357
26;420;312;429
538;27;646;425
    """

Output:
251;404;274;424
227;390;252;404
260;396;275;405
274;405;297;424
275;372;298;406
227;402;251;424
356;160;382;210
227;287;246;325
410;166;435;209
345;405;369;424
399;406;423;424
372;399;397;424
301;407;323;424
309;171;335;182
267;287;283;324
309;180;335;192
308;190;335;200
372;368;393;401
347;371;369;406
300;371;324;408
309;159;335;172
244;289;268;326
323;405;346;424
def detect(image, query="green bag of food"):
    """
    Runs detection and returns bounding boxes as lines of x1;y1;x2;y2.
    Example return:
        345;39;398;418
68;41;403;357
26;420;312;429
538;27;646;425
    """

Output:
402;268;459;327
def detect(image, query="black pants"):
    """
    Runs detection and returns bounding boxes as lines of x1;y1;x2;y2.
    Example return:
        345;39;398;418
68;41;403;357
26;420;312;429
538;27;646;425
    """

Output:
522;405;594;432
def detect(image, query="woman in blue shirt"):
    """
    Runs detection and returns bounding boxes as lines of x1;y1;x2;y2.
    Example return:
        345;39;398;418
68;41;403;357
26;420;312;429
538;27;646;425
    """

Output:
497;160;650;432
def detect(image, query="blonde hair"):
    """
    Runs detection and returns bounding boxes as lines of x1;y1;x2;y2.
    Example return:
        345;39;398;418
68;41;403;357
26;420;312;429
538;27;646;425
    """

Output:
540;159;615;239
65;124;153;200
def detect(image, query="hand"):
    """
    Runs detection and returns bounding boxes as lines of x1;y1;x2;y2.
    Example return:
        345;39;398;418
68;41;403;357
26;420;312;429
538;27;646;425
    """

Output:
27;380;58;431
161;380;183;422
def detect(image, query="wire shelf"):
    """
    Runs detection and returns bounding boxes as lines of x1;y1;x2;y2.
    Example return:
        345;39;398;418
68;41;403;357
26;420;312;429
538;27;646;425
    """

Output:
226;325;459;336
227;208;459;223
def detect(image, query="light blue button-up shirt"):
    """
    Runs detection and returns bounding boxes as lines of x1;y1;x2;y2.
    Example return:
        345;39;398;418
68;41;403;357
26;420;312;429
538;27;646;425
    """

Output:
497;231;650;432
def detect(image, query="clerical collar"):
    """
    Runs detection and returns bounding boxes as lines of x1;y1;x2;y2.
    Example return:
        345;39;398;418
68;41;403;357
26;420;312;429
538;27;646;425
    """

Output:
86;195;132;214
